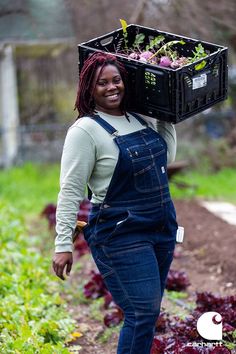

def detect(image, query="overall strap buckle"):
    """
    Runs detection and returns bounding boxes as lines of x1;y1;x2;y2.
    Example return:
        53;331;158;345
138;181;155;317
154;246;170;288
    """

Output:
111;130;119;137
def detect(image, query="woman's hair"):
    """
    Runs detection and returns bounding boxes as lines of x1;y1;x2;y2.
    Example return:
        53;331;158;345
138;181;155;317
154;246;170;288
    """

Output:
74;52;128;118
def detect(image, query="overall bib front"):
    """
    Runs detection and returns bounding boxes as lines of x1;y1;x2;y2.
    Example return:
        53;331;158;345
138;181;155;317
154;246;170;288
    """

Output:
83;113;178;354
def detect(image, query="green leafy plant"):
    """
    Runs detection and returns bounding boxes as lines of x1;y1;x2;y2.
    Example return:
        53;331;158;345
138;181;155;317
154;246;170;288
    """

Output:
132;33;145;51
145;35;165;51
0;202;75;352
188;43;207;70
148;39;186;62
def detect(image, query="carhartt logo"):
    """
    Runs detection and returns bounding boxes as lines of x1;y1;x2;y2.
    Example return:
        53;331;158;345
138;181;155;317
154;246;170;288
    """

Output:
197;312;222;340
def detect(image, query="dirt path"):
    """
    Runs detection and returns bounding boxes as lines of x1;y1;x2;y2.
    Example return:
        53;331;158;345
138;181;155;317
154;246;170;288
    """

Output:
173;199;236;296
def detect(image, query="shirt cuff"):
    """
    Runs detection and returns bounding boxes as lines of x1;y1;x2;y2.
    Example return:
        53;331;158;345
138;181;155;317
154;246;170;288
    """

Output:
55;244;74;253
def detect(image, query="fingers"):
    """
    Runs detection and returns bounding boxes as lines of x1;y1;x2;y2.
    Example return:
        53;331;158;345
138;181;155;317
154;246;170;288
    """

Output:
52;260;65;280
52;253;73;281
56;264;65;280
66;261;72;276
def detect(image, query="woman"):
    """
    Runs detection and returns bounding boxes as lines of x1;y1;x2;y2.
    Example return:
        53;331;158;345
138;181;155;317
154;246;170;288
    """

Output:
53;52;178;354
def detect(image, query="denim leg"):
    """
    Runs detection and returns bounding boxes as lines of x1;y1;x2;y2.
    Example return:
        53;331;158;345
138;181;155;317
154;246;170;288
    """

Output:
155;202;177;297
154;242;175;298
90;241;164;354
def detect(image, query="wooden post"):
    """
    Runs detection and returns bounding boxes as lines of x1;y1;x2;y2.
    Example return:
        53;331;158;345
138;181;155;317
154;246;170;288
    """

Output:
0;44;20;168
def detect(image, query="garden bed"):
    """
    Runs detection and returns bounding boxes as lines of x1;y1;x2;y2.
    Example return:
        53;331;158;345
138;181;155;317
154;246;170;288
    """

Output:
67;199;236;353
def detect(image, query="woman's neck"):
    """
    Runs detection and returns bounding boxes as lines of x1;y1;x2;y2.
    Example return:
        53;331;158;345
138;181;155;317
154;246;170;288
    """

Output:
94;106;123;116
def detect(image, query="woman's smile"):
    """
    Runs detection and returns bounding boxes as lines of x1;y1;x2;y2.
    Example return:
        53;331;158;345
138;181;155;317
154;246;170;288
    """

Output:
105;93;120;100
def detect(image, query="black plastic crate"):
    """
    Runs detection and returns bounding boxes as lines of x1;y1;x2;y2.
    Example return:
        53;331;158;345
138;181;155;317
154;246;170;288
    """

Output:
78;24;228;123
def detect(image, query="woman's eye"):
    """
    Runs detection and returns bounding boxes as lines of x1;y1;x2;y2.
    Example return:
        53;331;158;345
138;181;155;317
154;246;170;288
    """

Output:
97;81;106;86
97;77;121;86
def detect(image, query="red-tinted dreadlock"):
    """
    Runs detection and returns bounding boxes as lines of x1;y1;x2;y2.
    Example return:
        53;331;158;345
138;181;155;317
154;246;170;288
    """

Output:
74;52;128;118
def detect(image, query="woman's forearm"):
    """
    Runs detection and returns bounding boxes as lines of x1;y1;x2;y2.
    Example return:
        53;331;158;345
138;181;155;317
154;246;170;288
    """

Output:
55;125;95;253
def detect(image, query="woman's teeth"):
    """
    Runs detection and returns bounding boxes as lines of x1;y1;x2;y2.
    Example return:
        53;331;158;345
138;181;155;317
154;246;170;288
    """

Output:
106;94;118;99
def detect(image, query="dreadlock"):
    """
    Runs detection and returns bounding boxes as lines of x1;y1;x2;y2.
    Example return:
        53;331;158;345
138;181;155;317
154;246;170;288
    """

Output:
74;52;128;118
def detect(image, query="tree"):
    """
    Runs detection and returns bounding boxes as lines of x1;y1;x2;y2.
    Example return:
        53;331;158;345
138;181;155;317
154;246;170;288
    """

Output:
130;0;236;51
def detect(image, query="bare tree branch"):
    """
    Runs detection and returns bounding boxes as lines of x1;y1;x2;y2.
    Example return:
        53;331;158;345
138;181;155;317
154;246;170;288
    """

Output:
144;0;236;49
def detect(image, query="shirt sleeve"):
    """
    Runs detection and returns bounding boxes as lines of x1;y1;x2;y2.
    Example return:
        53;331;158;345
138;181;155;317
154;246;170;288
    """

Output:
155;120;177;164
55;125;96;253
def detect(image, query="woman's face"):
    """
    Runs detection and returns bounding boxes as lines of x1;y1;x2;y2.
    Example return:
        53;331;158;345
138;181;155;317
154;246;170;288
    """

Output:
92;64;125;116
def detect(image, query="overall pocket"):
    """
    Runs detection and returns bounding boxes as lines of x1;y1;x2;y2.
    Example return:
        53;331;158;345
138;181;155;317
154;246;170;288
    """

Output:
129;142;167;193
95;209;131;243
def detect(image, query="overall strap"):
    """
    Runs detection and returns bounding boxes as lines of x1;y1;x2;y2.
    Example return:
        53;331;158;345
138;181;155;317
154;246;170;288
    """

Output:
90;114;118;136
86;113;118;200
129;112;148;126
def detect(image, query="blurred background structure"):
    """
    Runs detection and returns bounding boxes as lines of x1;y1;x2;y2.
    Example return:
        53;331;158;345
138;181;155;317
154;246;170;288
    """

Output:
0;0;236;169
0;0;75;166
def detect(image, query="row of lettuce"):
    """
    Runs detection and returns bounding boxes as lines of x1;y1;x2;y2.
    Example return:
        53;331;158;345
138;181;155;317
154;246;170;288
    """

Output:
0;201;75;353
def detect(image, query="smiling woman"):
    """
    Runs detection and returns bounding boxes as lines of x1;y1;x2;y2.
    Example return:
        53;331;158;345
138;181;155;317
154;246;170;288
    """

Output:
92;64;125;115
74;52;128;118
53;52;178;354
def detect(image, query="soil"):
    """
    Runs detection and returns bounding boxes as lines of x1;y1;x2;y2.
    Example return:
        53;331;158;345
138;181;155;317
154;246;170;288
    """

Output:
173;200;236;296
67;199;236;354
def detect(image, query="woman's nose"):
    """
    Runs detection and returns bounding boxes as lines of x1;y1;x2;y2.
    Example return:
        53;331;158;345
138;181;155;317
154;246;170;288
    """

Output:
107;82;117;90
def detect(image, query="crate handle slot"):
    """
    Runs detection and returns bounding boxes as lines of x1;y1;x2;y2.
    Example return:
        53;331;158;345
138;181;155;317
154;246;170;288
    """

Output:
100;36;114;47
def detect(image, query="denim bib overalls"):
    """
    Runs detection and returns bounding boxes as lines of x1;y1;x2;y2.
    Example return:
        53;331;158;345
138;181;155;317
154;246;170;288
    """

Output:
83;112;178;354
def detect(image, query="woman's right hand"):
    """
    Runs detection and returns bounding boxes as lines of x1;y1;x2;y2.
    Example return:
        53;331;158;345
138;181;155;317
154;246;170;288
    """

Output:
52;252;73;280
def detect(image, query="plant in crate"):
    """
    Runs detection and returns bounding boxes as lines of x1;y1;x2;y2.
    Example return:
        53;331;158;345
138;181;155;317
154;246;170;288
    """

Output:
118;19;208;70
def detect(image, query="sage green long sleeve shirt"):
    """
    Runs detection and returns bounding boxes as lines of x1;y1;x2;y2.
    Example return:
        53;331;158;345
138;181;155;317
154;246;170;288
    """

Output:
55;111;177;253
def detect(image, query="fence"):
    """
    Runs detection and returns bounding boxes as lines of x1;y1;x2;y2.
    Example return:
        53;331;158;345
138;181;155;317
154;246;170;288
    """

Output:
0;123;70;166
18;123;70;163
1;109;235;167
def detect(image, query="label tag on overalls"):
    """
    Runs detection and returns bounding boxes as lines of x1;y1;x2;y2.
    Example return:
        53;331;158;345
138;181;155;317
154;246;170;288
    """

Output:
176;226;184;243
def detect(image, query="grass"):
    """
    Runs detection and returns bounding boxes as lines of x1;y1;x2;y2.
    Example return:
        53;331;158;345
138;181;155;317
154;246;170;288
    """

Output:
0;162;60;215
170;168;236;203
